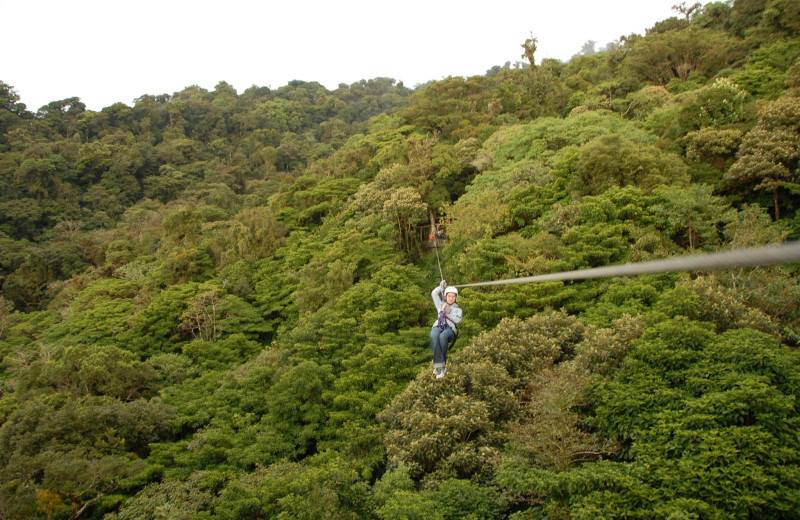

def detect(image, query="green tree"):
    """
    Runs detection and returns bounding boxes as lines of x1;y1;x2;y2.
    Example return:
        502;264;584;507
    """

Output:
733;41;800;99
680;77;748;130
725;96;800;218
400;76;499;140
216;456;367;520
499;319;800;519
35;97;86;139
104;470;218;520
618;85;673;121
126;283;199;355
507;365;619;473
683;126;743;171
730;0;800;43
0;397;173;519
574;133;689;194
651;184;733;249
381;186;427;257
12;155;66;200
624;27;745;85
0;294;14;339
692;1;734;31
262;361;334;459
44;278;138;346
141;164;187;203
381;311;587;483
206;206;286;266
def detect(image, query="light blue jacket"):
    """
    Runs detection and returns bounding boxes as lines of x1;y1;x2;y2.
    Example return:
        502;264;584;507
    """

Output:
431;286;463;333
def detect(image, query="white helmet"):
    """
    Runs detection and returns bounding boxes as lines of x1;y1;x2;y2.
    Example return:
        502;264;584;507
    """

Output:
444;286;458;297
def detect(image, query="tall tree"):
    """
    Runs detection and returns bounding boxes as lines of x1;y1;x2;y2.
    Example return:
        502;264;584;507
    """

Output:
623;27;746;84
521;34;538;69
725;97;800;219
0;81;30;150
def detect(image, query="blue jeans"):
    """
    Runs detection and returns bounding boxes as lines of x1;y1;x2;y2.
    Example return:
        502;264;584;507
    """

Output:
430;326;455;368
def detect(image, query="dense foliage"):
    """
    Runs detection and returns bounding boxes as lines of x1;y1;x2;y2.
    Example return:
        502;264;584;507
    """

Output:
2;2;800;518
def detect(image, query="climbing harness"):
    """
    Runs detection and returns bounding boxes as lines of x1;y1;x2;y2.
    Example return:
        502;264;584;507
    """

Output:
437;310;448;331
453;241;800;289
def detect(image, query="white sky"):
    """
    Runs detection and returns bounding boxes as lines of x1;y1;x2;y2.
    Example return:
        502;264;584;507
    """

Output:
2;0;687;112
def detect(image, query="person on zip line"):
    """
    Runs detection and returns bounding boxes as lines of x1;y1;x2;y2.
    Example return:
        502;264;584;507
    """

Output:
430;280;462;379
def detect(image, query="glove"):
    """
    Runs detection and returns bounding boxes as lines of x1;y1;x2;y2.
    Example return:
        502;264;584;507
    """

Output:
439;279;447;291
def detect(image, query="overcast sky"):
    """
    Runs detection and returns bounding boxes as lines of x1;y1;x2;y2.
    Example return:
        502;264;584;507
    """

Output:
2;0;688;112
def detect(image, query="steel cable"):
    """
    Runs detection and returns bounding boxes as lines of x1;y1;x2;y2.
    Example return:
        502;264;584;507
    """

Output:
433;236;445;282
454;241;800;289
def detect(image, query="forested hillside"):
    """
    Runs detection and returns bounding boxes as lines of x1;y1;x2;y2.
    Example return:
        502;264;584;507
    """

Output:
2;1;800;518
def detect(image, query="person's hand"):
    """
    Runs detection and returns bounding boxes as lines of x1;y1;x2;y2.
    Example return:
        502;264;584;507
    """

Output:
441;303;447;312
439;279;447;291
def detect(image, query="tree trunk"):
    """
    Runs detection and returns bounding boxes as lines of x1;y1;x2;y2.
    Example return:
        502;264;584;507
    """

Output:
774;187;780;220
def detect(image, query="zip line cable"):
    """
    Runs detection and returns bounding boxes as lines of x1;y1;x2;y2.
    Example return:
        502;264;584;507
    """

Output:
433;235;445;282
453;241;800;289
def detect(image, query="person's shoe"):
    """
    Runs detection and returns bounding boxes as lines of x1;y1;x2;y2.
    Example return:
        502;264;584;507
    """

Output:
436;367;446;379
